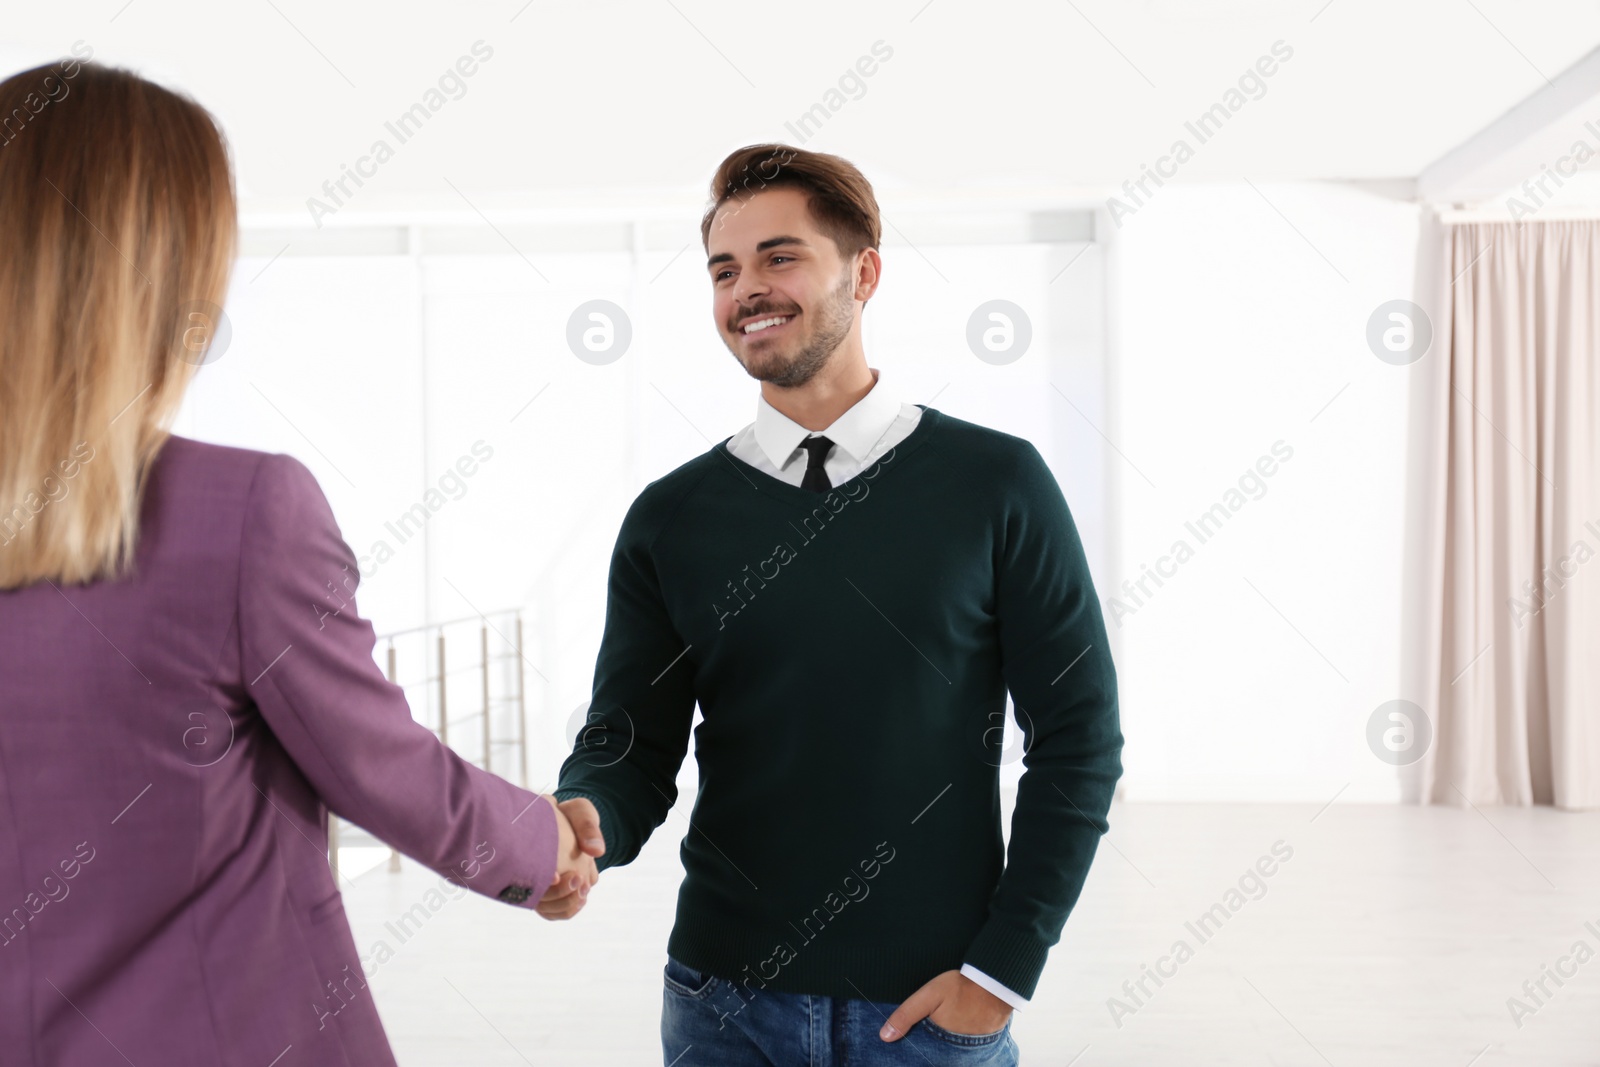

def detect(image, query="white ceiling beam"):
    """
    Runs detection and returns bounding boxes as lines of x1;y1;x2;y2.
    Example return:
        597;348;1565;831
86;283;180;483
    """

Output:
1418;45;1600;204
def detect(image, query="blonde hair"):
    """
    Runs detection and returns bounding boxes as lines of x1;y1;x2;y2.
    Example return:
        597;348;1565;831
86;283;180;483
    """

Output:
0;60;237;588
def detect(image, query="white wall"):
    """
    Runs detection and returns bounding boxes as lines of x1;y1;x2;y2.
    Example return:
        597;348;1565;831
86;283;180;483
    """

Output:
1105;181;1422;803
177;182;1432;805
175;256;430;634
173;216;1105;797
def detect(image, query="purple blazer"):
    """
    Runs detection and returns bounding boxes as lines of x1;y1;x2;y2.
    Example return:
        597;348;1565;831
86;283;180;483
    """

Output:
0;435;560;1067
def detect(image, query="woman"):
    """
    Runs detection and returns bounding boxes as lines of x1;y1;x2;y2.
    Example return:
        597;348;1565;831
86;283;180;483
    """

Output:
0;62;599;1065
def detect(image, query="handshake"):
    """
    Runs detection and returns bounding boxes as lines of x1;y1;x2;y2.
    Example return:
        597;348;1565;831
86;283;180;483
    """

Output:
537;795;605;921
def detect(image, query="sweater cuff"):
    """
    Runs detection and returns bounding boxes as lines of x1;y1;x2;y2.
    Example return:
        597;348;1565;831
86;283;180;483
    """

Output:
962;916;1053;1001
550;787;623;872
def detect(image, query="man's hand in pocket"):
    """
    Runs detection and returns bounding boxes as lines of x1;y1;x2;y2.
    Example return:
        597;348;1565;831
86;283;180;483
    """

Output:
879;970;1012;1041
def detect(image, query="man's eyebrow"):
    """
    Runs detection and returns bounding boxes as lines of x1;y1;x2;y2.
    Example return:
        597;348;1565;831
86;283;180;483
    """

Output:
756;235;808;252
706;235;810;270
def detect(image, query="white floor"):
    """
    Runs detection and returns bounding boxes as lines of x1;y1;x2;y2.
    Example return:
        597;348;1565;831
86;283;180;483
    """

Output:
339;799;1600;1066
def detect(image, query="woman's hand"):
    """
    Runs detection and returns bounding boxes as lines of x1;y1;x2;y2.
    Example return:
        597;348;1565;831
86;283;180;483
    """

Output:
536;795;604;920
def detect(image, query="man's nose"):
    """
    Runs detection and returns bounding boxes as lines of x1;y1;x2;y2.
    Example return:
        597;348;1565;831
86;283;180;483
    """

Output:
731;273;768;308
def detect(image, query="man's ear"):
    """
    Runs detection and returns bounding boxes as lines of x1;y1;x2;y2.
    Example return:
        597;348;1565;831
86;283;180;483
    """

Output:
855;247;883;302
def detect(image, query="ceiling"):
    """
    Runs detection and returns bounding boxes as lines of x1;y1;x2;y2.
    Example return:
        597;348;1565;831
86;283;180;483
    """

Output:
6;0;1600;217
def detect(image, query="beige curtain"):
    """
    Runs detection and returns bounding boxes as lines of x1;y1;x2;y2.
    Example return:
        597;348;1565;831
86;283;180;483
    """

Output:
1413;219;1600;811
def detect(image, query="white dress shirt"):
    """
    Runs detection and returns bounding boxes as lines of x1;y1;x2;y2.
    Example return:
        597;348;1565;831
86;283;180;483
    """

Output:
724;368;922;488
723;369;1029;1012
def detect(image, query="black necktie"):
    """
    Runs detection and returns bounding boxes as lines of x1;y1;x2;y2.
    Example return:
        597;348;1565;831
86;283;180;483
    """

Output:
799;435;834;493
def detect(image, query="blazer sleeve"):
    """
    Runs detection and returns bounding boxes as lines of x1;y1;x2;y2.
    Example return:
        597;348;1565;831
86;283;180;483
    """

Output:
236;451;560;907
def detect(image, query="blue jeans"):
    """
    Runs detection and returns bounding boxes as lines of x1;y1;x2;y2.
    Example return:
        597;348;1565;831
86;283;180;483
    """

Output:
660;956;1020;1067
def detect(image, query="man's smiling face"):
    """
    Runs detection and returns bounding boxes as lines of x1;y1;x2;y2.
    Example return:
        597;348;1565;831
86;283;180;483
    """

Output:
706;186;863;389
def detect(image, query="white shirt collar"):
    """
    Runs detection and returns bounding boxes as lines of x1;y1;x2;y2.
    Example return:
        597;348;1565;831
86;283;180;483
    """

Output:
752;368;902;472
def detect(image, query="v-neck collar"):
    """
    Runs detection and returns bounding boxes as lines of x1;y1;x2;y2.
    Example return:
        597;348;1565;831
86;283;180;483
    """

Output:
713;405;942;507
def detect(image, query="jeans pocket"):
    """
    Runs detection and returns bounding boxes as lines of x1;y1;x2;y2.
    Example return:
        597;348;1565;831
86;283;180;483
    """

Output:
917;1015;1011;1047
663;955;719;999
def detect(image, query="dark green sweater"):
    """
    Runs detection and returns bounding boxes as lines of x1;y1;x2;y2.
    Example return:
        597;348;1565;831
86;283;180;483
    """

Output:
553;406;1122;1002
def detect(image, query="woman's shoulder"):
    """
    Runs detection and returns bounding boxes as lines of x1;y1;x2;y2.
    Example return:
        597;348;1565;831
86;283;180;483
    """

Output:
137;438;341;588
155;433;272;473
145;435;327;526
153;435;319;492
153;433;261;477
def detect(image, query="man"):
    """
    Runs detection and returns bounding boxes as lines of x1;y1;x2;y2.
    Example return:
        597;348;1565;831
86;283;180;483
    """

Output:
544;143;1123;1065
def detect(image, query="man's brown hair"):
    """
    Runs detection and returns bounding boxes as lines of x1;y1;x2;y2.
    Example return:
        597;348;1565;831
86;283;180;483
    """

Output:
700;143;881;260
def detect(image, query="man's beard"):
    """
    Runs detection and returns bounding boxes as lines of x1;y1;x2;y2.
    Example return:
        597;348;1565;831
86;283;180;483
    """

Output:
727;270;855;389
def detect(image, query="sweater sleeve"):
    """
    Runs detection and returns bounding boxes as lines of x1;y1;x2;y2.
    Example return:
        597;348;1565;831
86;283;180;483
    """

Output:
960;441;1123;999
238;452;560;907
552;482;698;872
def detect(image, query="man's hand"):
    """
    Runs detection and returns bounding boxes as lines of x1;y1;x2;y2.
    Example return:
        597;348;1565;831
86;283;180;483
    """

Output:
536;795;605;921
879;970;1012;1042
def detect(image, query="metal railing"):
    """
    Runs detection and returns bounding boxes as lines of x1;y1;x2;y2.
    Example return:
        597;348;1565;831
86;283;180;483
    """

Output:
329;608;530;881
